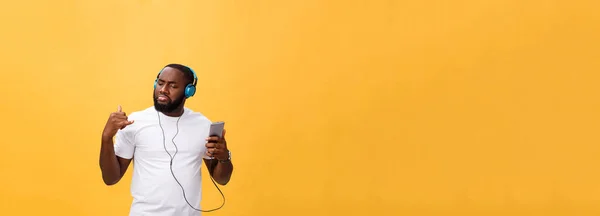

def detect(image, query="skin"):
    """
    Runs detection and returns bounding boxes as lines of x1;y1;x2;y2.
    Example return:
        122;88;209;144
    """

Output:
99;66;234;186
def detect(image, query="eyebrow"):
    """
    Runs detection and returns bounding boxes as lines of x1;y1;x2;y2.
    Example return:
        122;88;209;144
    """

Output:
157;78;178;84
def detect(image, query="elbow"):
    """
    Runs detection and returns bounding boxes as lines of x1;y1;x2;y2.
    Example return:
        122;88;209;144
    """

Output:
216;179;230;186
101;171;121;186
219;176;231;185
211;173;232;185
103;177;120;186
99;164;122;186
215;172;233;185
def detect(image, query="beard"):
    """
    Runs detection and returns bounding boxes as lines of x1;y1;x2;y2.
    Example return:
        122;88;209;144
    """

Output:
153;92;185;113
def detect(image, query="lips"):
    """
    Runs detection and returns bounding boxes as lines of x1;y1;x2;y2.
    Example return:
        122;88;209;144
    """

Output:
157;95;170;102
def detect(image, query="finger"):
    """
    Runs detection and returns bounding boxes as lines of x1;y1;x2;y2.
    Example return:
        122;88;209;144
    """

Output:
206;148;216;155
112;113;127;118
206;151;216;158
205;143;216;148
222;129;226;137
118;120;134;128
206;136;220;140
216;141;227;149
118;105;122;112
112;114;128;119
112;119;128;126
205;136;220;143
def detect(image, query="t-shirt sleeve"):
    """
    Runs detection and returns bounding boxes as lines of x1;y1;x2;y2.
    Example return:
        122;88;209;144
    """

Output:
114;127;135;159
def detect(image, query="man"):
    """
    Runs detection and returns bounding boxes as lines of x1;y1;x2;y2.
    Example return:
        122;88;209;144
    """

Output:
99;64;234;216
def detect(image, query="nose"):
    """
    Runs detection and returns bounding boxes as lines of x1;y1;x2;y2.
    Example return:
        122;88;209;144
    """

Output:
158;85;169;95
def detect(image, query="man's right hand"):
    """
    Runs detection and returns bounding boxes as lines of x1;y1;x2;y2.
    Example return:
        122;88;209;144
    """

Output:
102;105;134;138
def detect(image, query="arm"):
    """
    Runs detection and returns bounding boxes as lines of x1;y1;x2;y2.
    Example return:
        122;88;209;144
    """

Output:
204;157;233;185
99;105;135;185
99;135;132;185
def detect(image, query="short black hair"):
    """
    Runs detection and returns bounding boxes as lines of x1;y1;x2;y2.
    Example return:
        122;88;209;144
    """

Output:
164;63;196;86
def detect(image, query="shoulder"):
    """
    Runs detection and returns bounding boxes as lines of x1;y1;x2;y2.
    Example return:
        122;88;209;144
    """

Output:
183;107;212;124
127;106;157;120
119;107;157;134
115;107;155;138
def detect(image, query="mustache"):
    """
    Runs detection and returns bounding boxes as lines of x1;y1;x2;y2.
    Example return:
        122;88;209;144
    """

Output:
156;94;171;100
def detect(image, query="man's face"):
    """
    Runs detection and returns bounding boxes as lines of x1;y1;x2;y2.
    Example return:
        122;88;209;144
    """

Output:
153;67;188;113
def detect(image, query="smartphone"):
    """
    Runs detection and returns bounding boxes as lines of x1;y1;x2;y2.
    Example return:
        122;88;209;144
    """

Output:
209;121;225;138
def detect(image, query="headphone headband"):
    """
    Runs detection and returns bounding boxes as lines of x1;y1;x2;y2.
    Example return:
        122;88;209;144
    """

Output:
188;67;198;87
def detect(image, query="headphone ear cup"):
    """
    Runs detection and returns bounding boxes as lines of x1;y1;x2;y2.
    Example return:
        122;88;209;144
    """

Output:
184;84;196;98
154;79;157;89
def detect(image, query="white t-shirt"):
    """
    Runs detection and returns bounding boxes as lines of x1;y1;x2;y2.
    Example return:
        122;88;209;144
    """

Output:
114;106;213;216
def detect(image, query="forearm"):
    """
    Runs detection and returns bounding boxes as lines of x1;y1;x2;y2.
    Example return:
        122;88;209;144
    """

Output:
210;160;233;185
99;136;121;185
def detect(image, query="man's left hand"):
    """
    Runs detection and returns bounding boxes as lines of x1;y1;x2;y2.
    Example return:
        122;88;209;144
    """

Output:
205;129;228;160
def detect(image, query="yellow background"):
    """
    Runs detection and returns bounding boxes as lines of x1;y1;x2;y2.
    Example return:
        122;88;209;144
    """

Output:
1;0;599;215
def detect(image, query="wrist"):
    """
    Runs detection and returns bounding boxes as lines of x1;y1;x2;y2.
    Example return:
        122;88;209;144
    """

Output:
101;130;115;140
217;150;231;162
101;133;114;142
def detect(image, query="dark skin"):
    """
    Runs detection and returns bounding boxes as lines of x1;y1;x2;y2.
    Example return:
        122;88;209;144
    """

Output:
99;66;234;186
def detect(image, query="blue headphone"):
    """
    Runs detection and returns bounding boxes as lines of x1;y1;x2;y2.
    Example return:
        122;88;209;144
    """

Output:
154;65;198;99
